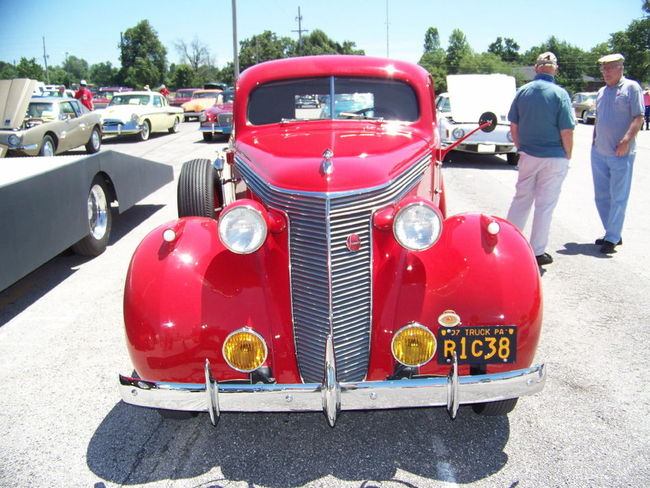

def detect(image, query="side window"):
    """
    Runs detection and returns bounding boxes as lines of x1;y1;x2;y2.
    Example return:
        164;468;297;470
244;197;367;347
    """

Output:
60;102;78;119
153;96;162;107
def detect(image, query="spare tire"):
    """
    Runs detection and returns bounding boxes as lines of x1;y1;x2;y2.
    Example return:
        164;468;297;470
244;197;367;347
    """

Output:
177;158;219;218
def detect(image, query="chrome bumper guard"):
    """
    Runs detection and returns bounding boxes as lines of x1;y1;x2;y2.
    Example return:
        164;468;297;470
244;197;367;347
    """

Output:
102;121;140;135
119;335;546;426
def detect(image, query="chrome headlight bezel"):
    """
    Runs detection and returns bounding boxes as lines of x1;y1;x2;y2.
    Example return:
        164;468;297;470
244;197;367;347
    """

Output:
393;201;443;251
451;127;465;139
218;203;268;254
8;134;21;146
130;113;139;122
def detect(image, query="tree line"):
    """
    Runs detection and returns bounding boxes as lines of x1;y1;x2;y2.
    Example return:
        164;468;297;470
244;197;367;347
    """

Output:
1;2;647;94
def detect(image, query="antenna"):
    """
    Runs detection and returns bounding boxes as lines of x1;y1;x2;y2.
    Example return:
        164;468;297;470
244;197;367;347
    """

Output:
385;0;390;58
292;6;309;54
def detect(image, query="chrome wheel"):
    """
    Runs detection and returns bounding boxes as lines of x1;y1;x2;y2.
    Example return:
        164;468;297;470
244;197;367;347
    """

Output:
87;184;109;240
140;121;150;141
40;136;55;156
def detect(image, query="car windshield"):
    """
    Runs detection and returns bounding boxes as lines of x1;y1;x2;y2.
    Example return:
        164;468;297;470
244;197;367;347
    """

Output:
176;90;194;97
193;91;219;99
247;76;419;125
219;90;235;104
586;94;597;102
110;94;151;106
27;102;55;119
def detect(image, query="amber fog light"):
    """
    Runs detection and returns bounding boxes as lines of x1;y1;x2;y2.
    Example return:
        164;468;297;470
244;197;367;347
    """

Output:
391;323;436;367
222;328;268;372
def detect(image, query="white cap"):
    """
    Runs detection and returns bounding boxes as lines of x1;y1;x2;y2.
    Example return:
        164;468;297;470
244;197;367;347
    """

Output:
80;79;87;85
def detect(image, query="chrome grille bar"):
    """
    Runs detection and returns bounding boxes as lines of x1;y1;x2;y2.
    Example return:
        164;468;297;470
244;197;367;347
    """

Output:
236;153;430;382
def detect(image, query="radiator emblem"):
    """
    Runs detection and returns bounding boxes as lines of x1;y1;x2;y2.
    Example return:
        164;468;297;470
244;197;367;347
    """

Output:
346;234;362;252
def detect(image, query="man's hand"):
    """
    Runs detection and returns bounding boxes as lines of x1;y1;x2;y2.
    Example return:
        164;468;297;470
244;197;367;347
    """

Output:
615;139;631;156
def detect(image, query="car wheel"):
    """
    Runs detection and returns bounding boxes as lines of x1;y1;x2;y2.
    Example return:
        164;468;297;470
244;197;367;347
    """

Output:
71;175;112;256
177;158;223;218
85;126;102;154
472;398;518;416
168;117;180;134
202;132;213;142
40;135;56;156
506;152;519;166
139;120;151;141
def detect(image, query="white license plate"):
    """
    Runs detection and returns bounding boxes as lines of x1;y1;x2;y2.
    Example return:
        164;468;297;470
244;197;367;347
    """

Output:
478;144;496;153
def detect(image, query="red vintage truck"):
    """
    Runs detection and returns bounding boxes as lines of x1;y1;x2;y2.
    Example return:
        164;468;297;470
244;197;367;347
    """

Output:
119;55;545;426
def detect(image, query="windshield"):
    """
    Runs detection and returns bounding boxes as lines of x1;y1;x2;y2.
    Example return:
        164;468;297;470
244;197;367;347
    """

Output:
193;91;220;99
176;90;195;97
27;102;55;118
110;94;151;106
247;76;419;125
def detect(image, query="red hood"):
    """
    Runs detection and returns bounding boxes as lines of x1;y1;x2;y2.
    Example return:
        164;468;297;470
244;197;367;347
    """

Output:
236;122;431;193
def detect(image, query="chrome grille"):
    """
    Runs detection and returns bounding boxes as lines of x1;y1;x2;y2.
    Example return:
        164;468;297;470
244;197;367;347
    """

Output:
217;113;233;126
236;154;430;382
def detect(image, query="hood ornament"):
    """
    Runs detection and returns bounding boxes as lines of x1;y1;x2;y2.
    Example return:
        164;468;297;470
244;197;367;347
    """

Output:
320;148;334;176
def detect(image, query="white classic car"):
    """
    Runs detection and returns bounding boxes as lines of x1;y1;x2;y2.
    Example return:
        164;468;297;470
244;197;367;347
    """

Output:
436;74;518;165
100;91;183;141
0;79;102;158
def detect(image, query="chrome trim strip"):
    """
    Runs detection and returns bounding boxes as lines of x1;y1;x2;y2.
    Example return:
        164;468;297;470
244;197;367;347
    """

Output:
119;363;546;424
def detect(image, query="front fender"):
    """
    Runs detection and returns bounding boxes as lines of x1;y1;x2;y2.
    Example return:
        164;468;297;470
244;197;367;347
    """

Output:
369;213;542;379
123;217;295;383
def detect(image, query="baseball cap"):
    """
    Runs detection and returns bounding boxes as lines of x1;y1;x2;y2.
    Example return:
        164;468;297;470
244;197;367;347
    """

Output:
598;53;624;64
80;79;87;85
535;52;558;67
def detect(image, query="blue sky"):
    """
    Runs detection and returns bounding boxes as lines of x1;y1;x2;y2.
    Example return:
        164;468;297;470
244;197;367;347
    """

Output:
0;0;645;69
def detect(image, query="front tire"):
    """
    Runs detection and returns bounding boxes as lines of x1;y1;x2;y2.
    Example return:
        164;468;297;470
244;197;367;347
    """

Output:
177;158;219;218
138;120;151;141
40;135;55;156
72;175;112;256
85;127;101;154
472;398;518;416
202;132;213;142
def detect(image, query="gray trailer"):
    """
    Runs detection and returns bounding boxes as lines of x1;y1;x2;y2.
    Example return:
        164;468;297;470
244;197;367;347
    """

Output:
0;150;173;290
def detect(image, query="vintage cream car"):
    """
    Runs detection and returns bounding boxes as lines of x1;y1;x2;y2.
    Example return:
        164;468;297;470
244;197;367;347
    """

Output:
180;89;222;121
0;79;102;157
100;91;183;141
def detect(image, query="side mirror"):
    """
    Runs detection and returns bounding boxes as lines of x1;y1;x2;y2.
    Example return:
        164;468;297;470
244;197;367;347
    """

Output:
478;111;498;133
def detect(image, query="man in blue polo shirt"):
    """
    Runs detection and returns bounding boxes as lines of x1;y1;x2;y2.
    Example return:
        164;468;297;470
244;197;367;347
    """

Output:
591;53;644;254
506;52;575;267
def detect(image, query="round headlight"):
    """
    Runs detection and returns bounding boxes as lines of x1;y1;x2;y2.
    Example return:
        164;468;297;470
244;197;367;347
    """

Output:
199;112;207;122
393;202;442;251
391;323;436;367
8;134;20;146
222;328;268;372
131;113;139;122
218;205;268;254
507;130;513;142
452;128;465;139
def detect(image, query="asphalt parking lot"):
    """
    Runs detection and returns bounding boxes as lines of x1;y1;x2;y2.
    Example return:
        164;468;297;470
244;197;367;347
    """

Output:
1;121;649;487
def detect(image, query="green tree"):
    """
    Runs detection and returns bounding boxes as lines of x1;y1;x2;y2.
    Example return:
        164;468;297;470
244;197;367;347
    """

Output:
457;52;513;74
419;27;447;92
524;37;587;93
608;17;650;83
119;20;167;86
62;55;89;84
90;62;119;87
446;29;472;74
0;61;18;79
238;31;295;71
15;57;44;80
299;29;364;56
488;37;520;62
169;63;197;89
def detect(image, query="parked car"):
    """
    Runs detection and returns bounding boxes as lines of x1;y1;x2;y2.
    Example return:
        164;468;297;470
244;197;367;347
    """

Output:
0;79;102;157
92;86;132;110
199;89;234;141
170;88;200;107
181;89;222;121
100;91;183;141
437;74;518;165
572;92;596;124
119;55;546;426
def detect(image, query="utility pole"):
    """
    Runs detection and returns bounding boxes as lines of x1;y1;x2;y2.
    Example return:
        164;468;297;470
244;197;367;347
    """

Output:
292;7;308;54
232;0;239;79
42;36;50;83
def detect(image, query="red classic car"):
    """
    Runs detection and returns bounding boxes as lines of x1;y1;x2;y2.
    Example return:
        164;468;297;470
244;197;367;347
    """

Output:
92;86;132;109
170;88;200;107
199;88;234;141
119;55;546;426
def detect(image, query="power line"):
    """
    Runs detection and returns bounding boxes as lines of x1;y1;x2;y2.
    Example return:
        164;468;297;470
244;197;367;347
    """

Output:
292;6;308;53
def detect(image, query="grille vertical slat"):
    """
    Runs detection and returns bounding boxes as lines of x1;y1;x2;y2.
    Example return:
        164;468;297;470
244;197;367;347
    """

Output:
236;153;430;382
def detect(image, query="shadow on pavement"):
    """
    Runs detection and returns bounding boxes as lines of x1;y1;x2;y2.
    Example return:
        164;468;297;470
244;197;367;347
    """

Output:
442;151;517;170
557;242;612;259
0;204;164;326
88;401;510;486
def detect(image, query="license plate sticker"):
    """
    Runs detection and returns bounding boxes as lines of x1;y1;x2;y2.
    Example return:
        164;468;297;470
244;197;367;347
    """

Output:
437;326;517;364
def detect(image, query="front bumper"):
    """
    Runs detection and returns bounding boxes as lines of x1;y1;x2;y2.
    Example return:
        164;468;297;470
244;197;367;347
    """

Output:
199;123;232;135
119;335;546;426
442;142;516;154
102;120;141;135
